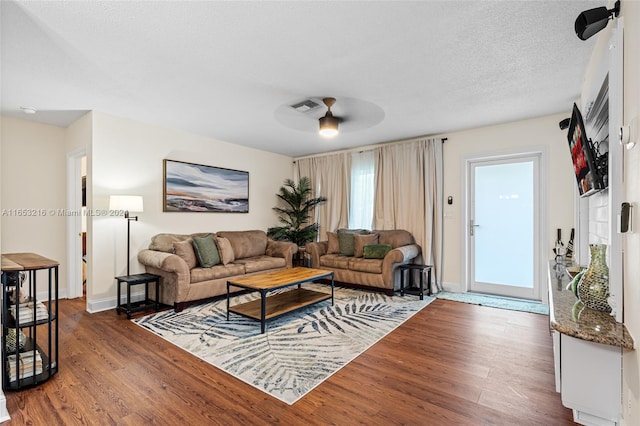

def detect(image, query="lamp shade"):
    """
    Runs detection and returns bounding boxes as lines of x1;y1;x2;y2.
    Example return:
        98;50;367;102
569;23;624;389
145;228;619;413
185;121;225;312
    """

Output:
109;195;144;213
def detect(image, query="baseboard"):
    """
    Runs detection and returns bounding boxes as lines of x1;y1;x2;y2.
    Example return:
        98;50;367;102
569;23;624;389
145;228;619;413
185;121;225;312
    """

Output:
0;391;10;423
86;290;147;314
35;289;68;303
441;281;462;293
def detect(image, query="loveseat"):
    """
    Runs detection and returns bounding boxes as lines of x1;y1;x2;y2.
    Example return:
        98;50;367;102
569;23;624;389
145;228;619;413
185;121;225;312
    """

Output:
306;229;421;295
138;230;297;311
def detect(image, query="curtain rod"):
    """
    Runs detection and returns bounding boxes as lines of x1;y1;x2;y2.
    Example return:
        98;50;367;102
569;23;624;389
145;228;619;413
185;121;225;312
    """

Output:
293;136;447;162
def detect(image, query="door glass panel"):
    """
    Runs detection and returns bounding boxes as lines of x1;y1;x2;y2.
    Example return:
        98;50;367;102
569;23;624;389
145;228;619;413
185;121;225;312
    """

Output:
474;161;534;289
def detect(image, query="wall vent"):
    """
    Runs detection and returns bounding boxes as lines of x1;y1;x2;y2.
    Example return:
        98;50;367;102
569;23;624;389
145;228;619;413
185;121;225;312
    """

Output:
290;99;322;113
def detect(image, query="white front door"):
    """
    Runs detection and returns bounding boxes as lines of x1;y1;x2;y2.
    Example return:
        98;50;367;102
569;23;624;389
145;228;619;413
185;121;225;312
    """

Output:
467;153;541;300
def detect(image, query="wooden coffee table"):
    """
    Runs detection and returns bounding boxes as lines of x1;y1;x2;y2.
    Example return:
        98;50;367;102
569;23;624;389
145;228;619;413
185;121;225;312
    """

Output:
226;267;334;333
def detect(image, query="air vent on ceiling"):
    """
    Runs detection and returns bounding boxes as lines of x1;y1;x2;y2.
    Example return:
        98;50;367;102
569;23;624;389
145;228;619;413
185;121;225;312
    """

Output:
290;99;322;113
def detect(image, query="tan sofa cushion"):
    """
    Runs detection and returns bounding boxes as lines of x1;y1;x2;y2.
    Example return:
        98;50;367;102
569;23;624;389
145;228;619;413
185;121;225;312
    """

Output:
319;254;351;269
327;232;339;254
353;233;379;257
217;230;268;259
190;264;246;284
375;230;415;248
173;239;197;269
215;237;235;265
149;233;192;253
233;256;286;273
348;257;383;274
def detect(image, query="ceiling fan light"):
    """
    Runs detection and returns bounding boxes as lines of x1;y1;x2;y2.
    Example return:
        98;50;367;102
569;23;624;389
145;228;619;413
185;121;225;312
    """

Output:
319;114;339;138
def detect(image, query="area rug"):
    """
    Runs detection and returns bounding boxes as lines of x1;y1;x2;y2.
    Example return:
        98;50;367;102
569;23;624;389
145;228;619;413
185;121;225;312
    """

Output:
133;284;433;405
436;291;549;315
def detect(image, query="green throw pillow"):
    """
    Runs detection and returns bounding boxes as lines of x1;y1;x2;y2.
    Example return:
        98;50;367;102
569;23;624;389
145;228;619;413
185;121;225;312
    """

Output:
337;232;356;256
363;244;392;259
337;229;370;256
192;234;221;267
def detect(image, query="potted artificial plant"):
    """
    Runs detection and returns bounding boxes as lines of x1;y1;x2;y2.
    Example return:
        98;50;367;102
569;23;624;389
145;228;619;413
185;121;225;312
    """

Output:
267;177;327;248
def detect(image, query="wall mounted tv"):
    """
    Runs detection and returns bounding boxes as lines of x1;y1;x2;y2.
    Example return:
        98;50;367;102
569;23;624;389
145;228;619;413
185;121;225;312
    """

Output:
567;103;606;197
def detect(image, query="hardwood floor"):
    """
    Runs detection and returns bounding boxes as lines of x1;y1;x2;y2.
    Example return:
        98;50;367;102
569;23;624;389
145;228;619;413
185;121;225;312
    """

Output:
3;295;576;425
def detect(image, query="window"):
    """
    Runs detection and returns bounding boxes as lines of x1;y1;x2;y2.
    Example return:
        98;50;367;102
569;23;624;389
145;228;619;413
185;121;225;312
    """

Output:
349;151;375;229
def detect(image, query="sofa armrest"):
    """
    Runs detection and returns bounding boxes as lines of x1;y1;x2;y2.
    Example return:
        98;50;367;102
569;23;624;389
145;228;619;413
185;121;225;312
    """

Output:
266;240;298;268
306;241;328;268
138;250;191;283
381;244;422;288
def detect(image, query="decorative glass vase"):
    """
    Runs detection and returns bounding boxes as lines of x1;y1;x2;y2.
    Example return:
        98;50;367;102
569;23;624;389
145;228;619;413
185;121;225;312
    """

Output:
577;244;611;312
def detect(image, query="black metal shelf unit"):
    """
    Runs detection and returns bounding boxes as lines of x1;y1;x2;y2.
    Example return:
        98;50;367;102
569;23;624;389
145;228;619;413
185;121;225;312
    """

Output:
1;254;59;391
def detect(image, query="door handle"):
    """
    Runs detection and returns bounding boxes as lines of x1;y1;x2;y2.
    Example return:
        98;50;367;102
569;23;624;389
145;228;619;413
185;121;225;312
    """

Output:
470;220;480;236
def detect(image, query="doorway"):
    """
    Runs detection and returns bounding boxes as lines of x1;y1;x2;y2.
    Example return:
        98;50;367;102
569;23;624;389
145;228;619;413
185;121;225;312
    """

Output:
66;148;87;301
465;152;543;300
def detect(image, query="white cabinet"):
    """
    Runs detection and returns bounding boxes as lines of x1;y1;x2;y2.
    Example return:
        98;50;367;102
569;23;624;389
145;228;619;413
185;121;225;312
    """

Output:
559;334;622;426
548;262;632;426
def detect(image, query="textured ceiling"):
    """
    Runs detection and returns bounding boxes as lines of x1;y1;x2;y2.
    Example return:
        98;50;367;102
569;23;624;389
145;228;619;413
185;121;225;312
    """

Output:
1;1;603;157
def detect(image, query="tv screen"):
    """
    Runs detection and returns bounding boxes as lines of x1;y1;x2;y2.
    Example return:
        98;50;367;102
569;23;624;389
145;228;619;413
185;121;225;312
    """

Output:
567;103;604;197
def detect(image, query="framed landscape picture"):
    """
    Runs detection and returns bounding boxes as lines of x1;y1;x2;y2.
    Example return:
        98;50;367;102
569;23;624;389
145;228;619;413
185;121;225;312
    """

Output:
163;159;249;213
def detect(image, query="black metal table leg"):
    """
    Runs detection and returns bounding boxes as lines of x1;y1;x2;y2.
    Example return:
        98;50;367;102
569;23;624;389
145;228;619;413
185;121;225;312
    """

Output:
154;278;160;311
116;278;122;315
260;290;267;334
226;281;230;321
331;273;335;305
126;281;132;319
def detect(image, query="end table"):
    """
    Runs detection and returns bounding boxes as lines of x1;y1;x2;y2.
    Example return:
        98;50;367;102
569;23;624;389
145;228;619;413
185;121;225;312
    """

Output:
399;264;432;300
115;273;161;319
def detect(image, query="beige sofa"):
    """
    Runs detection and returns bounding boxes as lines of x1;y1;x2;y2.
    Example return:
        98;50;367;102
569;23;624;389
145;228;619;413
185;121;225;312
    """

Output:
138;230;297;311
306;229;421;295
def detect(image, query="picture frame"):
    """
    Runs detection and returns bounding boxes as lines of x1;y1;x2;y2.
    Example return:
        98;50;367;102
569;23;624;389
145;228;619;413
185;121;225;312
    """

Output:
163;159;249;213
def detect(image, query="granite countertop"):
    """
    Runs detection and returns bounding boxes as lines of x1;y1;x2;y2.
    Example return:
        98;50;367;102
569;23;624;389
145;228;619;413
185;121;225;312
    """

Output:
548;261;634;350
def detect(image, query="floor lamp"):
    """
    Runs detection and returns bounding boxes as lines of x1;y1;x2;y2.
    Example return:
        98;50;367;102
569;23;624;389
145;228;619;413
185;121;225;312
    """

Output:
109;195;144;276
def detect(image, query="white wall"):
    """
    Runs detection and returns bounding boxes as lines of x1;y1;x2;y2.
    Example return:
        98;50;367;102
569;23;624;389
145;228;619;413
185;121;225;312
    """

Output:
438;113;576;294
0;116;68;296
0;113;294;312
620;1;640;423
579;1;640;422
88;112;293;311
0;103;10;423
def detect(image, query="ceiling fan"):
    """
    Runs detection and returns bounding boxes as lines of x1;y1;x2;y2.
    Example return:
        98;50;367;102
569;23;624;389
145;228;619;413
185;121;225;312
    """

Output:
318;97;340;138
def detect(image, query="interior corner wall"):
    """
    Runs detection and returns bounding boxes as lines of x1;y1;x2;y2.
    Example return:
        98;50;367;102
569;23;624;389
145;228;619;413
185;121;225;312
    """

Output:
0;111;7;424
0;116;68;298
88;112;293;310
620;0;640;424
439;113;575;294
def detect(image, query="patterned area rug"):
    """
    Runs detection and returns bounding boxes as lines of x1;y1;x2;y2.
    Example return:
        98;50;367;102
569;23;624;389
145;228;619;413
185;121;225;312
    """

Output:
436;291;549;315
133;284;433;405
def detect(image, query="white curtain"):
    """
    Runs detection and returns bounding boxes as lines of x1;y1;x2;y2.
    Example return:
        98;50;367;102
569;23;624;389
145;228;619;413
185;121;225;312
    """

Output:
372;138;443;288
349;150;375;230
294;137;444;288
295;153;350;241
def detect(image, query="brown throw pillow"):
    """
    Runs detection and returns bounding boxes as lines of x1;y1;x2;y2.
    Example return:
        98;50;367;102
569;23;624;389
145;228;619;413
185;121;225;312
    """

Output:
354;233;379;258
215;236;235;265
327;232;339;254
173;238;197;269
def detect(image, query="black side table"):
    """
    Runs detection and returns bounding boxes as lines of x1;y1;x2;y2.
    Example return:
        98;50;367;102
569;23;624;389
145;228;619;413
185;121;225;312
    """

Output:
293;247;311;268
115;273;160;319
399;264;432;300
